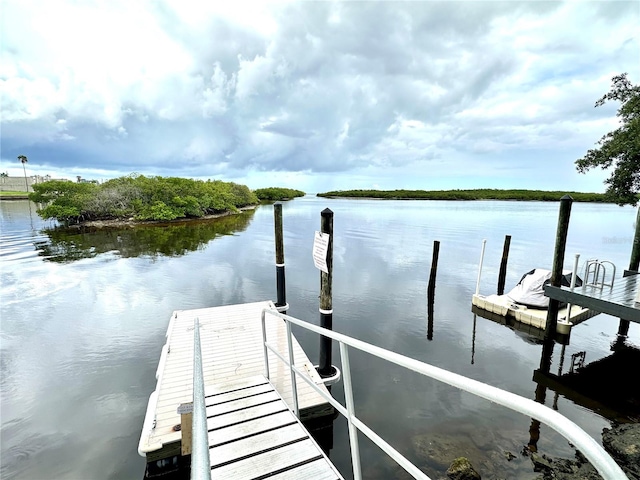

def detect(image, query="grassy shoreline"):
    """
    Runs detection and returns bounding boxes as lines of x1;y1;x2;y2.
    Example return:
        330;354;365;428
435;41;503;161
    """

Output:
0;191;30;199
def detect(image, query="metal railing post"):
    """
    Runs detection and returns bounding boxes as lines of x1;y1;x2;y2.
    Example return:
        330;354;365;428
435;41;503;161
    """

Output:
339;342;362;480
285;319;299;418
475;239;487;295
191;318;211;480
261;311;270;380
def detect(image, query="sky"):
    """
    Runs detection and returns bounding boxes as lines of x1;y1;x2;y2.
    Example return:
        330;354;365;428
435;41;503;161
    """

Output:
1;1;638;193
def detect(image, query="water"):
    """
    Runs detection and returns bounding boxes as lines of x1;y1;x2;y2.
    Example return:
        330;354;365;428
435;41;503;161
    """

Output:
1;197;638;479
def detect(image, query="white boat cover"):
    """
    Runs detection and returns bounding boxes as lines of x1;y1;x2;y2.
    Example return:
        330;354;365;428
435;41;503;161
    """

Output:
506;268;582;309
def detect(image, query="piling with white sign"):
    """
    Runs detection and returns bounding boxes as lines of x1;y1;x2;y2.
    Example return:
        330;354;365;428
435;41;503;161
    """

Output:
317;208;338;380
274;203;288;312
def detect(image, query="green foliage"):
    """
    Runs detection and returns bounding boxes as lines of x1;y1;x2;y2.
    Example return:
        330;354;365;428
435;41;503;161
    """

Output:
316;188;615;203
29;175;259;223
254;187;305;201
576;73;640;206
30;180;98;221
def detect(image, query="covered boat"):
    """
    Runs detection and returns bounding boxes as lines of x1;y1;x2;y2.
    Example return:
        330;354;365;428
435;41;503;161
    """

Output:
472;268;597;330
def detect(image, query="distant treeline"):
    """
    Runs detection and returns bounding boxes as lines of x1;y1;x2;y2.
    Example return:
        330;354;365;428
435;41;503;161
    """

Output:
317;189;619;203
254;187;305;201
29;175;259;223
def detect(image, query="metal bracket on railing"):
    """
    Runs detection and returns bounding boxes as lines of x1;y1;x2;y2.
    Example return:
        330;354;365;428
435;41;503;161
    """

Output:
314;365;342;386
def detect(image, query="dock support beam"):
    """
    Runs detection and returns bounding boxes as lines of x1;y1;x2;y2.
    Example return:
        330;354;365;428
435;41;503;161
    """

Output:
497;235;511;295
274;203;288;313
541;195;572;370
318;208;335;378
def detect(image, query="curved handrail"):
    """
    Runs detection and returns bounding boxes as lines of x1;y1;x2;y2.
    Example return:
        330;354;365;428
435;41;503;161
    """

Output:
261;308;627;480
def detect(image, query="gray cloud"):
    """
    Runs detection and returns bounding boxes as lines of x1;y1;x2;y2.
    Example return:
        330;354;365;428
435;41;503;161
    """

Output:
1;1;638;192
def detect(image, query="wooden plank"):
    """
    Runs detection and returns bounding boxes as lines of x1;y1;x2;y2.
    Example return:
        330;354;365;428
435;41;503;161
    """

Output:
210;423;308;466
210;439;323;480
207;402;289;431
207;410;296;446
206;391;281;417
266;459;342;480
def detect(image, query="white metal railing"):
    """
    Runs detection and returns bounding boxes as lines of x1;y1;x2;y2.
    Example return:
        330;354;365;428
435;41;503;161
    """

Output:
584;259;616;289
191;318;211;480
260;308;628;480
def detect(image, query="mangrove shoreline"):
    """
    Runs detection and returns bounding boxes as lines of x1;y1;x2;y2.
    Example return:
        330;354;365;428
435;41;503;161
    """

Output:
317;188;623;203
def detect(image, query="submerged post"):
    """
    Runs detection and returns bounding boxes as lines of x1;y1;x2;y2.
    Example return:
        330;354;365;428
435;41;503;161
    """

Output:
618;206;640;336
318;208;334;378
543;195;573;343
274;203;288;313
497;235;511;295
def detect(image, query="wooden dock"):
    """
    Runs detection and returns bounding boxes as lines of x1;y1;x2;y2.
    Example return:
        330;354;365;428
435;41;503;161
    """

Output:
545;274;640;323
138;301;334;467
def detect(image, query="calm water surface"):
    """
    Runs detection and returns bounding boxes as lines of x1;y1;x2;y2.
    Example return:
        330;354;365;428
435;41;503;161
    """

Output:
1;197;638;479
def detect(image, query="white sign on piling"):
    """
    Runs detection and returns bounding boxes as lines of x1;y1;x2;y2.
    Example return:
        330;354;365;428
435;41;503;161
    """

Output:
313;231;330;274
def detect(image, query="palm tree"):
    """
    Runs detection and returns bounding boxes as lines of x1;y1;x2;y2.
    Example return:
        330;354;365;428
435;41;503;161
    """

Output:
18;155;28;192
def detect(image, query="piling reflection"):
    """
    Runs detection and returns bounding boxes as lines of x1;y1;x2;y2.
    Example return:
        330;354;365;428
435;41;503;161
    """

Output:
33;210;256;263
534;336;640;425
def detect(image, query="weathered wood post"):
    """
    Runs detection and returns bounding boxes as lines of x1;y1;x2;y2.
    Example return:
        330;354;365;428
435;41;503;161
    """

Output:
318;208;335;378
618;206;640;336
541;195;573;370
497;235;511;295
274;203;288;313
427;240;439;341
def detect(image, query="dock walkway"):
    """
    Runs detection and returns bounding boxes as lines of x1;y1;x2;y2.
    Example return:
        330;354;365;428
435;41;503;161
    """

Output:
138;301;333;464
545;274;640;323
206;375;343;479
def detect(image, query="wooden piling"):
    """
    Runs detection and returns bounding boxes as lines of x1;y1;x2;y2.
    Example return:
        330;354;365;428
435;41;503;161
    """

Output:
543;195;573;340
427;241;439;341
497;235;511;295
318;208;334;377
427;240;440;297
274;203;288;312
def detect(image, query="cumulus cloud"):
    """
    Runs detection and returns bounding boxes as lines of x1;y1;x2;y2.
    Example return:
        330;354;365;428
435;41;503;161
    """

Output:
0;0;638;192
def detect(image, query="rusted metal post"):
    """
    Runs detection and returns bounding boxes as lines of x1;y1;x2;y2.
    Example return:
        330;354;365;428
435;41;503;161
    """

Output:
543;195;573;342
497;235;511;295
318;208;334;377
274;203;288;312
